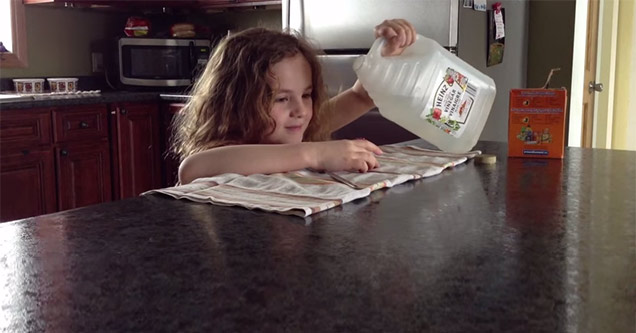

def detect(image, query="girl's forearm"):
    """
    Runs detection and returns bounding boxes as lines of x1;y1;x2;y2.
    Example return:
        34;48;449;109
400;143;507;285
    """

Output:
178;143;316;184
326;80;376;132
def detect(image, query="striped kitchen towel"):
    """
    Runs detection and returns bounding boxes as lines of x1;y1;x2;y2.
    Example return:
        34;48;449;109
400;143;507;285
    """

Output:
143;145;480;217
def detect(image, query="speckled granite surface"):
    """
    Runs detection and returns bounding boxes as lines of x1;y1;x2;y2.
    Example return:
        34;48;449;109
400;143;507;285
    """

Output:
0;92;189;110
0;141;634;332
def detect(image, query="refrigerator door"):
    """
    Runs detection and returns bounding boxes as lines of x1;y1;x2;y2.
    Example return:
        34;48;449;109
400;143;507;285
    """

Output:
282;0;459;144
319;54;359;97
283;0;459;97
283;0;458;50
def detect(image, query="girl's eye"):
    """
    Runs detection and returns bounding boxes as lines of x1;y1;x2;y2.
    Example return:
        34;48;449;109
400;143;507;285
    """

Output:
275;97;289;103
302;93;312;99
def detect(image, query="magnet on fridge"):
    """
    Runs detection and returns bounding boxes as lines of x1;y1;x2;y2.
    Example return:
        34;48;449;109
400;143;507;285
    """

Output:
487;4;505;67
474;0;487;11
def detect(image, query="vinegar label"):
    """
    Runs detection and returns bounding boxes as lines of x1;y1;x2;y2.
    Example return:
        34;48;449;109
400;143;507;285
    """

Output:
423;67;477;137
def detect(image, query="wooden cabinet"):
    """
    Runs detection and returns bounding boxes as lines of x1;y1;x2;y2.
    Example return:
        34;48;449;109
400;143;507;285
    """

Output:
54;104;112;211
1;149;56;222
24;0;279;8
0;109;56;221
111;102;162;199
198;0;280;8
0;105;112;221
53;106;108;143
0;109;52;148
23;0;198;5
1;101;166;221
56;142;112;211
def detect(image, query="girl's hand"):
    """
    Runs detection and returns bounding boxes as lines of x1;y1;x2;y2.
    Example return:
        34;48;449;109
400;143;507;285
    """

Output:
311;139;382;173
374;19;417;57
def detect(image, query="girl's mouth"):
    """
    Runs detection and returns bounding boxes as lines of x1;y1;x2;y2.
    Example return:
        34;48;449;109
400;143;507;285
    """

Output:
285;125;303;132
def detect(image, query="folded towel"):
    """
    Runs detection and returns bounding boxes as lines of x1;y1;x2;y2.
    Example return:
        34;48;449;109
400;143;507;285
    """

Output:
142;145;480;217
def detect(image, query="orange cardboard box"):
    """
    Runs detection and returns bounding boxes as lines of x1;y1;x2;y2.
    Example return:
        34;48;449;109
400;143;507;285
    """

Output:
508;88;567;159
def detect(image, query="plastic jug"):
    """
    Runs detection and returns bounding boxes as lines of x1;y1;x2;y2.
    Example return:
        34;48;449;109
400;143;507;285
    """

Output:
354;34;496;153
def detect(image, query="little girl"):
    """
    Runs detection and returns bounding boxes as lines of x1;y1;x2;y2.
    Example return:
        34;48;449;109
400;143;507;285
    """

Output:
173;19;416;185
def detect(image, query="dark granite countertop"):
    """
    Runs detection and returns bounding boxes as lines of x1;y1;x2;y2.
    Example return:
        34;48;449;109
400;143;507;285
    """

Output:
0;141;634;332
0;91;190;110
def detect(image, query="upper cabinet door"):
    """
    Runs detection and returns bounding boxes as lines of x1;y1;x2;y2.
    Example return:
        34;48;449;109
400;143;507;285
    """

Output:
23;1;199;5
113;102;162;199
23;0;277;8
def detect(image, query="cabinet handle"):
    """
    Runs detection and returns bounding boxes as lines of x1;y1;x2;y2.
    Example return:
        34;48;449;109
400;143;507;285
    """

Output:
79;121;89;128
120;108;127;115
60;149;68;156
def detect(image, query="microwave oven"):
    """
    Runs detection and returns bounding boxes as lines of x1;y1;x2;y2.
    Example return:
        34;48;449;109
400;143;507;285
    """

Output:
118;38;211;87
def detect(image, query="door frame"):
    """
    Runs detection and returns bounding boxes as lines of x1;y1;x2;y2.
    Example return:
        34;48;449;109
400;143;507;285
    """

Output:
592;0;619;149
569;0;622;148
568;0;597;147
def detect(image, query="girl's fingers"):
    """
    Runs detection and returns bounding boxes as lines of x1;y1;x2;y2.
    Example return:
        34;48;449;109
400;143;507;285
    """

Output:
375;19;416;47
358;151;379;172
355;138;383;155
374;19;417;56
396;19;416;46
374;20;397;39
385;21;406;46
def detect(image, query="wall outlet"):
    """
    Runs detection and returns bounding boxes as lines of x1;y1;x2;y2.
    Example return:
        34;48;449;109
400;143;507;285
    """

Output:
91;52;104;73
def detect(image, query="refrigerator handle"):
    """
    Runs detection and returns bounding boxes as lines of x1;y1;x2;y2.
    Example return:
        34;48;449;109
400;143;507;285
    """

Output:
449;0;459;50
282;0;304;35
282;0;290;30
298;0;305;35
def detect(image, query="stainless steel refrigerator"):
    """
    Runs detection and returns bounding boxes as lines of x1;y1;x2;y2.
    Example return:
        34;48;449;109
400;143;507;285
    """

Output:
282;0;460;144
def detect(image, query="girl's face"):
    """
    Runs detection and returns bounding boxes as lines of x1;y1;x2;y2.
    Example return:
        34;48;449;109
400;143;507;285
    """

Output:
263;53;313;144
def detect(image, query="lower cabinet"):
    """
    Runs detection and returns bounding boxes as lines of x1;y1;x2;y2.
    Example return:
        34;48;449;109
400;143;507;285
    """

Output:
56;141;112;211
0;101;163;222
111;102;162;199
0;149;57;221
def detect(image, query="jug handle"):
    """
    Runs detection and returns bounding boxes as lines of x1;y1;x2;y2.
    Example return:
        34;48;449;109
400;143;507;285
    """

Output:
354;37;387;72
369;34;421;58
368;37;386;60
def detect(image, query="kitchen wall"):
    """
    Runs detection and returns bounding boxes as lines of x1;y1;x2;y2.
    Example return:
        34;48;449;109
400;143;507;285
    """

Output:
526;0;575;140
458;0;529;143
1;6;127;78
527;0;575;90
611;0;635;151
0;5;281;80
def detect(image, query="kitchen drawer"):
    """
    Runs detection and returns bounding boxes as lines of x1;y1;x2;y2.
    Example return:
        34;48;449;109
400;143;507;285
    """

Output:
53;104;108;143
0;109;52;150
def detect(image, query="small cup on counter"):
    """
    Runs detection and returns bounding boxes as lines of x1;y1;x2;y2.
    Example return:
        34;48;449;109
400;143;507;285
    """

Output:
13;78;45;94
47;78;78;93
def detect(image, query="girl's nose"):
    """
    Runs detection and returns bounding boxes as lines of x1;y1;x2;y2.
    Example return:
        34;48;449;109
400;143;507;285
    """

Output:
290;98;309;118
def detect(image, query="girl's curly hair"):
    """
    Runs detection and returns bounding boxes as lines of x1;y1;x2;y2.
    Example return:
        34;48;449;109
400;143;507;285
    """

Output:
171;28;330;162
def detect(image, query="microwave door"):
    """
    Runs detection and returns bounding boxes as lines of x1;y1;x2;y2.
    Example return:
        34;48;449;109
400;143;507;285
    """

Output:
119;38;205;87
